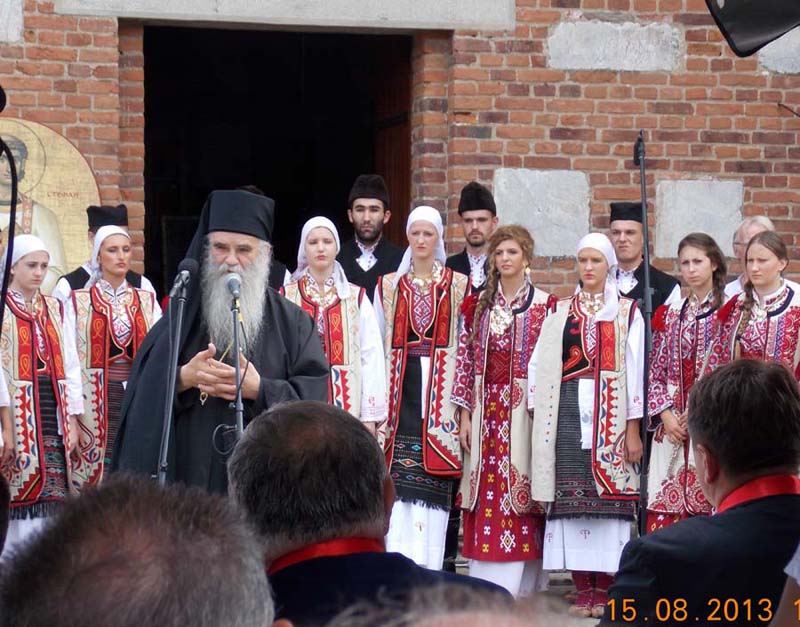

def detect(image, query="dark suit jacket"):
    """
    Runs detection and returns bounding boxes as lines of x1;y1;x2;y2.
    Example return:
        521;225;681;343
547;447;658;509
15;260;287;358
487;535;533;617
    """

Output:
621;263;680;311
601;494;800;626
337;237;404;302
270;550;511;626
446;250;485;294
269;258;289;291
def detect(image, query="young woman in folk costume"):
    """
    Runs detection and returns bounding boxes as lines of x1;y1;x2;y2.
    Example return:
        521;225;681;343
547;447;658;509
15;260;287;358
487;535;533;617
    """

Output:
707;231;800;378
646;233;726;532
280;216;386;436
65;225;161;489
527;233;644;619
0;235;83;559
450;225;556;597
375;205;469;569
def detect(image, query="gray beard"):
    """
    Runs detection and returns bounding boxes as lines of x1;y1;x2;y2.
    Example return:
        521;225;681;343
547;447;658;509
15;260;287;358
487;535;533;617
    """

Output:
200;247;270;358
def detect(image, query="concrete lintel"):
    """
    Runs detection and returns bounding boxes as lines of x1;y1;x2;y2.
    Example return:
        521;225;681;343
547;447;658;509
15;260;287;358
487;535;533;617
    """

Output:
55;0;516;32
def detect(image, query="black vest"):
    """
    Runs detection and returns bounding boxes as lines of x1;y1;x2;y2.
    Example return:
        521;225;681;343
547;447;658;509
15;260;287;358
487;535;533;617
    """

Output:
621;263;680;311
446;249;486;294
337;237;404;302
269;258;288;291
62;267;142;290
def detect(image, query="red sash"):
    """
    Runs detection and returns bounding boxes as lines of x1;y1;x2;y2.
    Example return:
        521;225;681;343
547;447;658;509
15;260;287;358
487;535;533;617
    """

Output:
268;537;385;575
716;474;800;514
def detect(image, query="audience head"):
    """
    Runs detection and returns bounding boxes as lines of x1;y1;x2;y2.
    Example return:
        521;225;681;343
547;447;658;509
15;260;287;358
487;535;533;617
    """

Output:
688;359;800;506
677;233;727;308
228;401;392;564
0;475;273;627
733;215;775;267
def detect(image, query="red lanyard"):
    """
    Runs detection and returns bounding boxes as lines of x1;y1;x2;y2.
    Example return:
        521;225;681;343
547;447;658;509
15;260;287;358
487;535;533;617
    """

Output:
268;537;385;575
716;474;800;514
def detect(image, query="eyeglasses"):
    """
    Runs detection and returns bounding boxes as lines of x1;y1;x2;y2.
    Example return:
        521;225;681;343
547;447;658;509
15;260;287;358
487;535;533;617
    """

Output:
732;241;747;249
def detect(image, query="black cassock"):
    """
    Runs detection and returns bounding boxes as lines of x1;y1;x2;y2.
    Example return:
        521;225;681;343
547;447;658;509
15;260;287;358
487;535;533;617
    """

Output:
113;290;329;493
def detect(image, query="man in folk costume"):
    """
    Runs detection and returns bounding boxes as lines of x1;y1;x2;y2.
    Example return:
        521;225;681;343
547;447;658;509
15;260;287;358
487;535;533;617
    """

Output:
114;190;329;494
1;235;83;560
51;204;158;304
375;205;469;569
66;226;161;489
281;216;386;437
608;202;681;310
451;225;557;596
446;181;499;295
528;233;644;619
337;174;403;301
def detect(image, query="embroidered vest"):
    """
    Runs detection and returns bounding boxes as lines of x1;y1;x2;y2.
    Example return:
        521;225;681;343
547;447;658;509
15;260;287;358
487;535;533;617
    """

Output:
458;287;554;515
1;294;73;505
281;281;364;419
71;285;156;488
531;296;640;502
377;269;468;476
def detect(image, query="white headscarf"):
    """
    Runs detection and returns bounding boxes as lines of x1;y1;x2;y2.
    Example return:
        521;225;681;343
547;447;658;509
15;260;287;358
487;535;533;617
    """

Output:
393;205;447;288
291;216;351;299
89;225;130;285
575;232;620;321
11;234;48;267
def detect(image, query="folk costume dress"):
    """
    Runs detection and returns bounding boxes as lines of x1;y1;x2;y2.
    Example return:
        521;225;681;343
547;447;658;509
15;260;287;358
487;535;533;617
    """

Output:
706;279;800;379
645;292;718;531
528;233;643;609
375;205;469;570
451;278;557;596
281;217;386;428
0;236;84;559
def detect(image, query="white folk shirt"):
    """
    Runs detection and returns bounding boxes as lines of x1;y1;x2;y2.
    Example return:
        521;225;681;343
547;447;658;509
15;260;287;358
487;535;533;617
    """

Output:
355;238;380;272
616;266;682;307
467;252;487;289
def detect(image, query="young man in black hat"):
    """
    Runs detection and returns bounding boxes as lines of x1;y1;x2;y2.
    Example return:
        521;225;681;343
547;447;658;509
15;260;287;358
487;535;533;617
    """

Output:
51;204;157;303
608;202;680;310
337;174;403;301
114;189;329;494
446;182;499;294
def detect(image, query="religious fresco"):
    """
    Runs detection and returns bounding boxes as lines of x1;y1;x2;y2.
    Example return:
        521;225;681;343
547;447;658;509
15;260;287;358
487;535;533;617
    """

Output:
0;118;100;294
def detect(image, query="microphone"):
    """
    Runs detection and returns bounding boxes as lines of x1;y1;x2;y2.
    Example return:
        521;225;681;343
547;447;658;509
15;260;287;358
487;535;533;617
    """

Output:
225;272;242;298
633;131;645;166
169;258;198;298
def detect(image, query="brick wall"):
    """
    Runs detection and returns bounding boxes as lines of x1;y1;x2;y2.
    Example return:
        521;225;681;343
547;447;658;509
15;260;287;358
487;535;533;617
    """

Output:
417;0;800;296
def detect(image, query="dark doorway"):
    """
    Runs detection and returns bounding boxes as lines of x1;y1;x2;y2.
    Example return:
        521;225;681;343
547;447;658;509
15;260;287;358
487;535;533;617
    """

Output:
143;26;412;293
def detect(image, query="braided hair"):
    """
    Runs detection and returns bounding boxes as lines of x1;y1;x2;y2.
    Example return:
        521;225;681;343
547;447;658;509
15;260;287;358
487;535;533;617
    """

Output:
470;225;535;343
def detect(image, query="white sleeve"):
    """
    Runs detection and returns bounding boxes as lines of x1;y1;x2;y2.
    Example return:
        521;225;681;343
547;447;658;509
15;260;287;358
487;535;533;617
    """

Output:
358;299;386;423
527;340;541;411
374;285;386;339
149;292;163;325
664;284;683;308
625;308;645;420
0;349;9;407
140;275;157;297
51;277;72;305
61;298;85;416
283;269;291;287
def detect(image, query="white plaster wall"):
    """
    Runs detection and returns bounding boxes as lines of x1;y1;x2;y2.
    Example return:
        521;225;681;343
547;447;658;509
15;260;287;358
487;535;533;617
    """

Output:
655;180;743;258
55;0;515;31
758;27;800;74
493;168;591;258
547;20;684;72
0;0;23;43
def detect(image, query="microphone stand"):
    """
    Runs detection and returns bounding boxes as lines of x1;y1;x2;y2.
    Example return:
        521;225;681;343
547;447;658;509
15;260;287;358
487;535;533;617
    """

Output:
0;136;19;324
634;130;654;537
231;295;244;437
156;282;189;486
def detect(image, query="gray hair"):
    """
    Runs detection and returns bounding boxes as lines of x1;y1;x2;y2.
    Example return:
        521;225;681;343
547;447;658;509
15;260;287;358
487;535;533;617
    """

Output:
734;215;775;243
0;475;273;627
228;401;388;562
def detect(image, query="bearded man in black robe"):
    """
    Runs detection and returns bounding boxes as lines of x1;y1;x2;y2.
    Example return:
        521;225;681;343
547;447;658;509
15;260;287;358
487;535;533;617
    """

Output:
113;190;329;493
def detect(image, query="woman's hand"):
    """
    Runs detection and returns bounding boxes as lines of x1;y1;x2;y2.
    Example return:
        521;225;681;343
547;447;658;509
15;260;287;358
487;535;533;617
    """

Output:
458;408;472;454
625;419;643;464
0;407;14;467
661;409;688;445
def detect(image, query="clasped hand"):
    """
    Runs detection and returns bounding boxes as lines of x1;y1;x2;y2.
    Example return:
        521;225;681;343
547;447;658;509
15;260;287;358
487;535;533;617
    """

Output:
179;343;260;401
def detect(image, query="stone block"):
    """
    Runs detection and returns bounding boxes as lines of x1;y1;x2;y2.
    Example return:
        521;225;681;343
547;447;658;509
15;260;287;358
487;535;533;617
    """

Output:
547;20;683;72
655;179;743;258
0;0;23;43
493;168;591;257
758;27;800;74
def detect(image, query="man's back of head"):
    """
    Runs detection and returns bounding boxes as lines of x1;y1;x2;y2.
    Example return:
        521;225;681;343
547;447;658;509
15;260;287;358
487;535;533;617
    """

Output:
0;475;272;627
228;400;388;562
688;359;800;492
